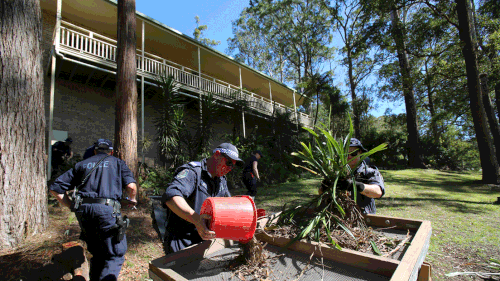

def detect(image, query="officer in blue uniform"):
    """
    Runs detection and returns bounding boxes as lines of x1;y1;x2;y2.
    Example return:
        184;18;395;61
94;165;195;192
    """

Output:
242;150;263;199
160;143;243;254
338;138;386;214
51;137;74;170
83;141;98;160
49;139;137;281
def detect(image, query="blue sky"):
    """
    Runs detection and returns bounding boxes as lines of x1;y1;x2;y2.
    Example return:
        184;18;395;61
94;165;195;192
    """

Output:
135;0;405;117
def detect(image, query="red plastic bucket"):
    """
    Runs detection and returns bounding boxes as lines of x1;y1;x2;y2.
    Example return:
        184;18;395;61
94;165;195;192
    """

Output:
200;196;257;243
257;208;266;218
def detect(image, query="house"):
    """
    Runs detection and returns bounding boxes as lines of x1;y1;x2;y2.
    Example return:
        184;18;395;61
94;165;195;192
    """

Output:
40;0;313;179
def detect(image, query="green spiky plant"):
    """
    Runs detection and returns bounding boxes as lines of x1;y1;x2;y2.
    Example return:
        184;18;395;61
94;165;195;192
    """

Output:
272;115;387;249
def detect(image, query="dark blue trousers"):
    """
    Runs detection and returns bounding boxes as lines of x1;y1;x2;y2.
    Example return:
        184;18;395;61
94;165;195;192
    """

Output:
75;204;127;281
242;173;257;197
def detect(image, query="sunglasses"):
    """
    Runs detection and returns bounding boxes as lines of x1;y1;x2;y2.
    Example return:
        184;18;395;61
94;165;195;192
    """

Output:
222;154;235;169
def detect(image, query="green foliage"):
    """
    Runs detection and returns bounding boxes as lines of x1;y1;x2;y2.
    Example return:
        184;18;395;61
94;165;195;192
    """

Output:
228;0;335;82
275;115;387;248
139;165;174;196
363;113;409;168
154;74;190;168
193;16;220;48
221;105;305;190
363;113;481;171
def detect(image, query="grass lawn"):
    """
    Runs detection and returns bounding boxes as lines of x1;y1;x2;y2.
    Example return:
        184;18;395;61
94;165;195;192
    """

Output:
1;169;498;281
232;169;500;281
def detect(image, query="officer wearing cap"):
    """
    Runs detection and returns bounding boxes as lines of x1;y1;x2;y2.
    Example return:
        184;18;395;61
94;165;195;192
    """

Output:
49;139;137;280
337;138;385;214
242;150;263;199
160;143;243;254
83;141;98;160
51;137;74;171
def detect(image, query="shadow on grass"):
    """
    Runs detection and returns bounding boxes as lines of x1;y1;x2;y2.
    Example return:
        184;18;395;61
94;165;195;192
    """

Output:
379;196;497;215
383;171;489;194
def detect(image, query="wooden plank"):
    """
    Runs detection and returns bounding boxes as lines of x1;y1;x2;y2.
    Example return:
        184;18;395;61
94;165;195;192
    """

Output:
390;221;432;281
149;238;232;280
365;214;424;231
149;266;188;281
417;262;432;281
255;229;400;277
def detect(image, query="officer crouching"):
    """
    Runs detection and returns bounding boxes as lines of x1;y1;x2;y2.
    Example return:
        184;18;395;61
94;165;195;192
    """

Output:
160;143;243;254
49;139;137;281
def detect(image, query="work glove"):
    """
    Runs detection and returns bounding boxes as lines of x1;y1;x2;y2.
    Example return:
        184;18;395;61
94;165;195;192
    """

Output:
337;178;365;193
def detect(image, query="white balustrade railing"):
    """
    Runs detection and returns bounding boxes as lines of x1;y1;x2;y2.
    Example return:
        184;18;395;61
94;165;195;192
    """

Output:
58;21;312;126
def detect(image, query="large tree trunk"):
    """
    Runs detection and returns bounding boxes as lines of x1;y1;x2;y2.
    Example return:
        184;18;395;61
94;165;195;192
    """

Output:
390;8;426;168
0;0;48;249
456;0;500;184
115;0;138;180
480;74;500;167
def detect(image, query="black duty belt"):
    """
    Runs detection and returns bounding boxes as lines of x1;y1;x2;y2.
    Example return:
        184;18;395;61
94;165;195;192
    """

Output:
82;198;121;213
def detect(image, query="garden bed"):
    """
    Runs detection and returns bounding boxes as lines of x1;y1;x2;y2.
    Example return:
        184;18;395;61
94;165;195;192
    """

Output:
149;214;432;281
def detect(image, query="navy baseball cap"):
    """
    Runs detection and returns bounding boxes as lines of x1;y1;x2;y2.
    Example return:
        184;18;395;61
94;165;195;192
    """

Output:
350;138;368;152
95;139;113;150
254;150;264;158
65;137;73;143
213;143;243;162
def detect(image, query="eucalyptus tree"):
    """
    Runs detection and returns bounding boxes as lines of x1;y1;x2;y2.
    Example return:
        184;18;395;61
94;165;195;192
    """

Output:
360;0;426;168
115;0;138;178
0;0;48;249
193;16;220;48
227;9;292;82
417;0;500;181
228;0;335;85
403;3;466;147
477;0;500;120
475;0;500;160
455;0;500;183
326;0;384;139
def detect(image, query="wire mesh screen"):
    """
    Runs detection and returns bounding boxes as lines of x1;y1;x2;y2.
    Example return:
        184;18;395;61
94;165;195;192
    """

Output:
166;243;390;281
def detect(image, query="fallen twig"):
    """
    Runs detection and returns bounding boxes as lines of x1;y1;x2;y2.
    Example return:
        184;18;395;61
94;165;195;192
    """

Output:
383;229;410;258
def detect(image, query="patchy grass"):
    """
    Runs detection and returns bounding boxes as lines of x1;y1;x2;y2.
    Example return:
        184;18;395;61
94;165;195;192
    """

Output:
236;169;500;281
1;169;498;281
379;169;500;281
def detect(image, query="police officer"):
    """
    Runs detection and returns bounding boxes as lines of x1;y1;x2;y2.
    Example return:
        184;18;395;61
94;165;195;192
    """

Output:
242;150;263;199
160;143;243;254
337;138;386;214
49;139;137;281
51;137;74;170
83;141;98;160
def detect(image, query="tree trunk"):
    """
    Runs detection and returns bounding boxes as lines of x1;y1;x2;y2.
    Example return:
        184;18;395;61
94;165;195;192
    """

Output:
390;8;426;168
456;0;500;183
496;83;500;123
425;60;439;144
115;0;138;180
479;74;500;165
0;0;48;249
347;47;361;139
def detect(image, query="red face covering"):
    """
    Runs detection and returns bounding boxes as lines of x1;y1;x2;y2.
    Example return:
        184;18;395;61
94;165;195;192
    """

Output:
213;152;236;177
